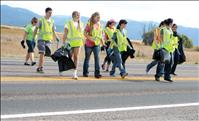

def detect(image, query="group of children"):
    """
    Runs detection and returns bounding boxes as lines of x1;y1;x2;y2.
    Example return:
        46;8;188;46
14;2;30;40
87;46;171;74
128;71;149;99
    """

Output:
21;7;184;81
21;7;131;80
146;18;185;82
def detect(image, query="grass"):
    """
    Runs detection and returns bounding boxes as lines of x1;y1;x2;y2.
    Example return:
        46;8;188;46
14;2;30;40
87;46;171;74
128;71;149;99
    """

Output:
1;25;199;64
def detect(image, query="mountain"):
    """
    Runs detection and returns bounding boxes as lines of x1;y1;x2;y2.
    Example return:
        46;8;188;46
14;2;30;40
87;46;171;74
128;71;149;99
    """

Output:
1;5;198;46
1;5;40;27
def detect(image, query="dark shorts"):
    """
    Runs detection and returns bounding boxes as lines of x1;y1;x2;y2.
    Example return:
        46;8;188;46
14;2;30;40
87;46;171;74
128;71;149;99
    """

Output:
26;40;35;53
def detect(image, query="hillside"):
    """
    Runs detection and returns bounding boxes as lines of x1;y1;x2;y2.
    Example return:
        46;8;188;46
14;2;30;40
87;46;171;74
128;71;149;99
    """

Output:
1;5;199;46
1;25;198;64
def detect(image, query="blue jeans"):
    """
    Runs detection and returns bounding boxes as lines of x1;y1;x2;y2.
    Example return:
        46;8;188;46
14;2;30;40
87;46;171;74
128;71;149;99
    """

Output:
83;45;100;76
147;60;158;72
110;47;126;76
164;53;174;79
155;62;165;78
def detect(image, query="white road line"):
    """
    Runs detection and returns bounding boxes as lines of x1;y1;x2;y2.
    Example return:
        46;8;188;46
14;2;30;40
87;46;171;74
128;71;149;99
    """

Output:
1;103;199;119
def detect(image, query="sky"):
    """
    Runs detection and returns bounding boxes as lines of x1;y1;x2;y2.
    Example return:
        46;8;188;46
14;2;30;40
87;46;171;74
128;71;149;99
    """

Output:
1;1;199;28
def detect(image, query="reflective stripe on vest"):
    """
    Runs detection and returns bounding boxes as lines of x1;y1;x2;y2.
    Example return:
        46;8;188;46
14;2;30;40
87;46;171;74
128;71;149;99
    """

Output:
85;22;102;45
91;22;102;45
92;23;102;45
39;18;54;41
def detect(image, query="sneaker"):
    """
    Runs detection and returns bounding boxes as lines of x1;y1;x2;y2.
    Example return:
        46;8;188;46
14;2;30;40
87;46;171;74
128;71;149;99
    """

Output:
95;74;102;78
164;78;173;82
110;70;115;76
155;76;160;81
83;74;88;77
36;67;44;73
31;62;36;66
146;65;150;73
73;74;78;80
171;73;177;76
24;62;30;66
110;74;115;77
121;73;128;78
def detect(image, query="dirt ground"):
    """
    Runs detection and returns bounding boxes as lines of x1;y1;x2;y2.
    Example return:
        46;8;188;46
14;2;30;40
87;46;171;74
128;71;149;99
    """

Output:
1;25;198;64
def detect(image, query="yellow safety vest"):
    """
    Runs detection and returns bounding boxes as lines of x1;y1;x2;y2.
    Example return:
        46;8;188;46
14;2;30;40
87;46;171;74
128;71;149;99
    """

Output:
66;20;84;47
171;35;179;49
87;22;103;46
115;29;128;52
152;27;162;50
162;27;175;53
104;27;116;48
104;27;116;41
39;17;54;41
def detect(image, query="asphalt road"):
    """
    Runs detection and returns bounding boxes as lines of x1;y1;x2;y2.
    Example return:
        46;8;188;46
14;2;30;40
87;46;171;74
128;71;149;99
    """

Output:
1;57;199;121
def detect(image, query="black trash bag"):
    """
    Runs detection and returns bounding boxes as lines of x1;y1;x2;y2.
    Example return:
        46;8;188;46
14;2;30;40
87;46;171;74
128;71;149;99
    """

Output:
121;38;135;62
173;49;180;64
177;38;186;64
126;38;134;48
153;48;170;64
51;43;71;62
51;46;75;72
178;53;186;64
20;40;26;49
45;46;51;57
101;46;105;51
126;38;135;58
51;47;65;62
126;46;135;58
160;48;170;64
152;49;161;60
58;56;76;72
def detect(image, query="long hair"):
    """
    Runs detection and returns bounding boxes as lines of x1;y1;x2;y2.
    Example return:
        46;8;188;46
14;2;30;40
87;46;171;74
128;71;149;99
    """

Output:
116;19;127;30
165;18;173;26
105;21;111;28
89;12;100;35
116;24;120;30
159;21;164;27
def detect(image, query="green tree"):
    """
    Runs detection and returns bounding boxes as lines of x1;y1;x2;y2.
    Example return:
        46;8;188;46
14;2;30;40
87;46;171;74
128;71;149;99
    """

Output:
142;27;194;49
142;23;157;45
181;34;193;48
142;31;154;45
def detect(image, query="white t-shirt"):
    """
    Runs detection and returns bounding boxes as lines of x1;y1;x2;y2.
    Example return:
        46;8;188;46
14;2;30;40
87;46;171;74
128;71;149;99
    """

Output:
65;21;78;29
64;20;84;32
46;18;51;23
122;29;127;36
